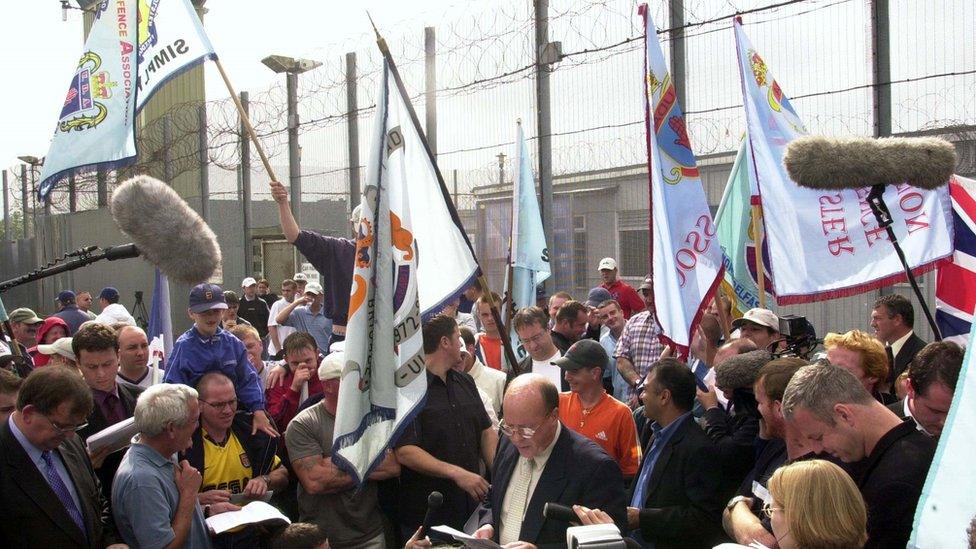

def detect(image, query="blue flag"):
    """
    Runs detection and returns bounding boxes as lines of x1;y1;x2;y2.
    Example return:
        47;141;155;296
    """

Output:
38;0;139;201
506;122;551;363
147;268;172;379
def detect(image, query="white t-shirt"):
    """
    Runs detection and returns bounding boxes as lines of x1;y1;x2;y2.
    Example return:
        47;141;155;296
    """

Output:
267;297;297;354
532;349;563;390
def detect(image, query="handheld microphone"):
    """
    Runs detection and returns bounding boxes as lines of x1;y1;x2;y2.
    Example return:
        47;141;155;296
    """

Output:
110;175;222;284
543;502;578;523
419;491;443;538
782;136;956;191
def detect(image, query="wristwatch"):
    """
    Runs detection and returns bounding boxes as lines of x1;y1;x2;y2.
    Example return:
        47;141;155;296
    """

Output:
726;495;749;512
203;504;212;518
261;474;271;486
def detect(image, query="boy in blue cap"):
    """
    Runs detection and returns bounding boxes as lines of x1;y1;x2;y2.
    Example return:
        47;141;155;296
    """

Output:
163;283;278;437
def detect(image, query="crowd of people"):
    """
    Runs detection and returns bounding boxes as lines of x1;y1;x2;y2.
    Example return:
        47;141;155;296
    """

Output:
0;184;965;549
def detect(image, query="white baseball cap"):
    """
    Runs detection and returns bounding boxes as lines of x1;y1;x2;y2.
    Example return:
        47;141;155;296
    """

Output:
37;337;76;361
318;351;344;381
598;257;617;271
241;277;258;288
731;308;780;331
293;273;309;282
304;282;324;296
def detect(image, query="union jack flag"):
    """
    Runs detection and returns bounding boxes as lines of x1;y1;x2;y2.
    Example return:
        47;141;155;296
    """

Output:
936;175;976;345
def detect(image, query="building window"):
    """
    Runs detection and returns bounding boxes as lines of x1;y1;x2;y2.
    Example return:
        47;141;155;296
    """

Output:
573;215;587;290
619;229;649;278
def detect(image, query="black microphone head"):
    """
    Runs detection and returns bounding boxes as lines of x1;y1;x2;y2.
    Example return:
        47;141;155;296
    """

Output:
110;175;222;284
427;491;444;508
783;136;956;191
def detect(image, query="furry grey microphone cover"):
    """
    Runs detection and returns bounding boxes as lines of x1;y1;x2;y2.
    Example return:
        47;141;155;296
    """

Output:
783;136;956;191
715;350;772;391
110;175;222;284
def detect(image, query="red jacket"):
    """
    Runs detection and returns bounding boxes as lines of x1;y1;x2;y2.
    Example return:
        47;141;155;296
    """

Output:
265;371;323;429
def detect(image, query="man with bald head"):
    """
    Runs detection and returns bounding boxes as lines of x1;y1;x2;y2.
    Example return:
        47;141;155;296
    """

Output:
472;374;626;548
116;325;152;389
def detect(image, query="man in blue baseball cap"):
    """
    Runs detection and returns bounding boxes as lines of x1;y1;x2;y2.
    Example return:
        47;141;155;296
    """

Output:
163;283;278;438
94;286;136;326
53;290;90;335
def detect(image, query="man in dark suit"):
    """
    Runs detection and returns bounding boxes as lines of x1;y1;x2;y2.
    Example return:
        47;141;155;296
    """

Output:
74;323;144;502
471;373;627;548
871;294;926;391
886;341;962;438
627;358;726;549
0;366;123;548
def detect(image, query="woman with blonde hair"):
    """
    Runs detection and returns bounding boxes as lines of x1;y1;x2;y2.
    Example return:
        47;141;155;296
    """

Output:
765;460;867;549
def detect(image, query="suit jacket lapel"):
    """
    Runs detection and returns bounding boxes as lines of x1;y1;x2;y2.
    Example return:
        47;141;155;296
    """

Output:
520;428;570;543
3;423;87;545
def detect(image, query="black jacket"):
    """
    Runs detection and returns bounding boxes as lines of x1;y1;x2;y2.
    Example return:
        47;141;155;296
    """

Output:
857;420;936;548
182;411;280;484
628;415;726;549
887;333;927;386
0;420;119;548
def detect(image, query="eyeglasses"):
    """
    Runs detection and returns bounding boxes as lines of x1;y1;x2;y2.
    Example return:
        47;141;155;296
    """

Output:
40;413;88;435
762;502;784;519
519;331;549;346
201;398;238;411
499;414;553;440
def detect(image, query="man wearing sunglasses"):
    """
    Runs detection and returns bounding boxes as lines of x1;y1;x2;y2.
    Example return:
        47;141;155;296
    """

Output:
471;373;626;548
0;366;125;548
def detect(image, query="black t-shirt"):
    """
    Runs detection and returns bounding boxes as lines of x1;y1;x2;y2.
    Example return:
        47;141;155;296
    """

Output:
237;297;270;339
396;369;491;530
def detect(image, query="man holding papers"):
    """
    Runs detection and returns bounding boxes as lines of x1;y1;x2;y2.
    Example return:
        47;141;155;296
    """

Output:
74;323;143;502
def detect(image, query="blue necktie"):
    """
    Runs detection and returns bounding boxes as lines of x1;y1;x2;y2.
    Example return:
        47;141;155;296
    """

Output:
40;451;87;537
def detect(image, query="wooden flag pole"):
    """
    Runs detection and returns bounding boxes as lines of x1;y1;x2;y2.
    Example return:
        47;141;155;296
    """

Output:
214;58;278;182
750;195;767;309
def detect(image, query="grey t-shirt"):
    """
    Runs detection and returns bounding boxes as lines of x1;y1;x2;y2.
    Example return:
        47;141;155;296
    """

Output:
285;403;384;545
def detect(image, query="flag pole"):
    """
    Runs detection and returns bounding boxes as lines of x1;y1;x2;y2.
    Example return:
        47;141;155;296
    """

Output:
213;58;279;182
750;195;767;309
369;15;521;373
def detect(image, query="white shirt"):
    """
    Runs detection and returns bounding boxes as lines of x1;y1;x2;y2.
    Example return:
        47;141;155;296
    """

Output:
532;349;563;390
499;422;562;543
95;303;136;326
468;359;507;416
267;297;297;355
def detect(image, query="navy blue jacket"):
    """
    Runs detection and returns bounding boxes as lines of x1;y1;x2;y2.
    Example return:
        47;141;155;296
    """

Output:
488;425;626;549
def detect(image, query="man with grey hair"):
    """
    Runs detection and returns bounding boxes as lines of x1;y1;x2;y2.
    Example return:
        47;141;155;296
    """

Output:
782;362;935;548
113;383;235;548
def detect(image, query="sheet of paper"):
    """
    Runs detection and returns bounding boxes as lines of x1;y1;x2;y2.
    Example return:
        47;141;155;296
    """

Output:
431;525;502;548
205;501;290;534
86;417;139;454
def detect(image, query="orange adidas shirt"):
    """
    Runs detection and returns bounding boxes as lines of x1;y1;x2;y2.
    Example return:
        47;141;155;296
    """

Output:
559;392;640;476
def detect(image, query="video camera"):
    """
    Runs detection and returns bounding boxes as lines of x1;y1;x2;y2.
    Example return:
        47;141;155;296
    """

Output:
774;315;819;360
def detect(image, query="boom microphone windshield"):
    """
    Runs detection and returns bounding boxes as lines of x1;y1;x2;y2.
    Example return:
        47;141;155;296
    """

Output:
110;175;222;284
783;136;956;191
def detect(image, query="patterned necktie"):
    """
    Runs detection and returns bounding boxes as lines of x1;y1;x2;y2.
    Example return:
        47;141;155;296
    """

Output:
500;458;535;545
40;451;87;537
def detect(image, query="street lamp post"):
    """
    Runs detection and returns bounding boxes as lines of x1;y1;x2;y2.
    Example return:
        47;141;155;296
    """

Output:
261;55;321;228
